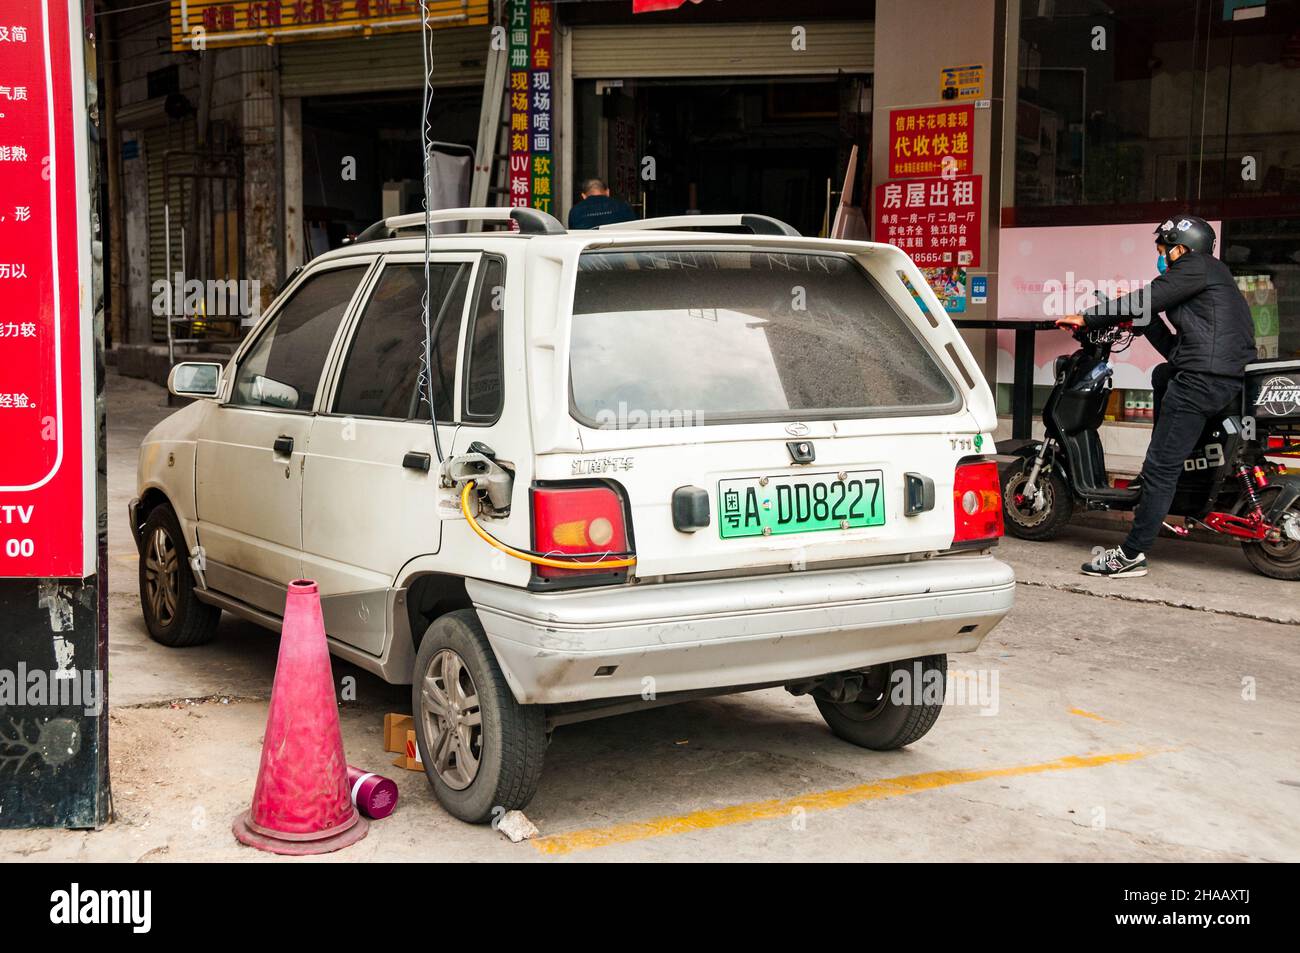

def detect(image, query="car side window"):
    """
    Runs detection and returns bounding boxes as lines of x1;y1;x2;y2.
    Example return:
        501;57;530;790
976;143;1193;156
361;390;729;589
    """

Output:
230;265;367;411
333;262;471;422
463;257;505;421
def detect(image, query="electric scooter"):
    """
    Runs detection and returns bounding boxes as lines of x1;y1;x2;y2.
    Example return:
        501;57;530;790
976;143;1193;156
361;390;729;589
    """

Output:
1000;321;1300;580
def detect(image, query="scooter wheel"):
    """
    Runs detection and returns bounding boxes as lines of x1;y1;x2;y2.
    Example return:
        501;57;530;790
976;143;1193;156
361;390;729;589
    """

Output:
1242;489;1300;580
1002;462;1073;541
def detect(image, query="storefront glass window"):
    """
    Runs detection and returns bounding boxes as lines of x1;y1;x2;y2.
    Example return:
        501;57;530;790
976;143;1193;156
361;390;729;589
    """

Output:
1009;0;1300;415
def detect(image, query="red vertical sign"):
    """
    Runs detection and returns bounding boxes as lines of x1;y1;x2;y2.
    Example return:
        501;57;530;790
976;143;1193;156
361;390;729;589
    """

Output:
887;104;975;179
874;175;983;268
0;1;94;577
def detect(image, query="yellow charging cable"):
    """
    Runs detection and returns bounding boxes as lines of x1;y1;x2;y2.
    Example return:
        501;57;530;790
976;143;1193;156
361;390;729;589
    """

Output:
459;480;637;571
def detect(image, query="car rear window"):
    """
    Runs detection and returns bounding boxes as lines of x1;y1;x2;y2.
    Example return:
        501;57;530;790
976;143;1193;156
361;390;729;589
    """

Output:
569;249;959;428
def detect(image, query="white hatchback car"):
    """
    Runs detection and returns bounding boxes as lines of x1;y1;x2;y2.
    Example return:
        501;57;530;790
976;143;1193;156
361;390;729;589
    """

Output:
133;207;1014;822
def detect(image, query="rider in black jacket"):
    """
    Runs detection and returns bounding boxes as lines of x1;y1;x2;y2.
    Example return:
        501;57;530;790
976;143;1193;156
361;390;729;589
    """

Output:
1055;215;1257;577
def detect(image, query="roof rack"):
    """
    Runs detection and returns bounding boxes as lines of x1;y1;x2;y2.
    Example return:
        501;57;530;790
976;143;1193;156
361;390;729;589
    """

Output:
350;207;566;243
596;213;800;237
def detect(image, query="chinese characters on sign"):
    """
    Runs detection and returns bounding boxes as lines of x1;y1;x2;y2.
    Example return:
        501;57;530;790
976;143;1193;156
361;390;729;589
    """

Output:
887;104;974;179
0;0;95;576
878;102;983;311
507;0;554;215
168;0;490;51
570;456;634;477
939;63;985;102
874;173;983;269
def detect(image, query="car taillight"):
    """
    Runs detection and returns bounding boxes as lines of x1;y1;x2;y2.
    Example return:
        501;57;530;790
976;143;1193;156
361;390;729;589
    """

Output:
953;460;1004;545
531;484;631;583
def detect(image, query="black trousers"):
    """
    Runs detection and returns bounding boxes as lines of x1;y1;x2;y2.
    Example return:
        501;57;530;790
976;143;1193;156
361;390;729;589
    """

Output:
1125;365;1243;554
1150;361;1175;424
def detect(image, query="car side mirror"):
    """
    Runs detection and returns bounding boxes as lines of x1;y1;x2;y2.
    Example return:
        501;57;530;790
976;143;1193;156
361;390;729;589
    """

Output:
168;362;224;399
248;374;301;410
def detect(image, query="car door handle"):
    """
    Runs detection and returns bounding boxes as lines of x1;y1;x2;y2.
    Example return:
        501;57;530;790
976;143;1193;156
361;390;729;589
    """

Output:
273;435;294;456
402;451;431;472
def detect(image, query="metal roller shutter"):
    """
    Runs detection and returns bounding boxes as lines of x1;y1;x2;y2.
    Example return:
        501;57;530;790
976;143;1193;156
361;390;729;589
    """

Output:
145;121;196;341
279;26;491;97
570;20;873;79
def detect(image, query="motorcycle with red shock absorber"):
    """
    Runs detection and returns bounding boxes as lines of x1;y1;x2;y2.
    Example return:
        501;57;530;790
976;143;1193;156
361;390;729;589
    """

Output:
1000;321;1300;580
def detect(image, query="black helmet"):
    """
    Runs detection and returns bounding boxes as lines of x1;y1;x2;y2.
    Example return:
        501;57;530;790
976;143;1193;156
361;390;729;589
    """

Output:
1155;215;1216;255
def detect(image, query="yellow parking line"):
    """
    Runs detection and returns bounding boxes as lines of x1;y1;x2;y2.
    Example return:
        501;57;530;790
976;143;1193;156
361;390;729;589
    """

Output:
531;749;1156;857
1068;708;1114;723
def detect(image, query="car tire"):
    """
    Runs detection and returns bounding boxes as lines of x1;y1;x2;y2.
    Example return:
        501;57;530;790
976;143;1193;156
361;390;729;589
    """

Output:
138;503;221;647
412;608;546;824
1002;461;1073;541
816;655;947;750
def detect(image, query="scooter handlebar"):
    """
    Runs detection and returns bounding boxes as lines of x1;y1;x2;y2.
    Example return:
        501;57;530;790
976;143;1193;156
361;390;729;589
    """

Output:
1076;321;1134;347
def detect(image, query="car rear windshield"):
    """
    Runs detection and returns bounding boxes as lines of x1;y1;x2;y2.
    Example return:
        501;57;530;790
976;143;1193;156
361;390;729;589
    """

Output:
568;249;959;428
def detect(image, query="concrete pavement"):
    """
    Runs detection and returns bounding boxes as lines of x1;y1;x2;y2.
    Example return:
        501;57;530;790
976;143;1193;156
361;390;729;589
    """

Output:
2;369;1296;862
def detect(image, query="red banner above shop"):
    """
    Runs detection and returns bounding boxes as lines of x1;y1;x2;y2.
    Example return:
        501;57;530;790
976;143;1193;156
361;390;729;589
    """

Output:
0;0;95;577
874;174;983;269
168;2;490;51
887;104;975;179
632;0;703;12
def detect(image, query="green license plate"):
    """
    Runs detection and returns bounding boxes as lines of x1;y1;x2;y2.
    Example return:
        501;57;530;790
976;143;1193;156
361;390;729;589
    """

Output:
718;470;885;539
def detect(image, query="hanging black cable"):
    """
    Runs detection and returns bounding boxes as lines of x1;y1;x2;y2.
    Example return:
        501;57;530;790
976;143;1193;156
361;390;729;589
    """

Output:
418;0;445;464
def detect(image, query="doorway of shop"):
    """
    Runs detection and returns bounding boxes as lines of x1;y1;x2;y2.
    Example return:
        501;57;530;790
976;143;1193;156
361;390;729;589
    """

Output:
300;90;480;254
575;76;868;237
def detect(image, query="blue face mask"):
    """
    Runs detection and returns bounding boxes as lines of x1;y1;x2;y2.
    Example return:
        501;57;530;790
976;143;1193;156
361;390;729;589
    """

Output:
1156;253;1168;274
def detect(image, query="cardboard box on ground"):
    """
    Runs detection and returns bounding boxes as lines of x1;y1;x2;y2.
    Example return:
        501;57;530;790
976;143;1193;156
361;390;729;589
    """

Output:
384;713;422;771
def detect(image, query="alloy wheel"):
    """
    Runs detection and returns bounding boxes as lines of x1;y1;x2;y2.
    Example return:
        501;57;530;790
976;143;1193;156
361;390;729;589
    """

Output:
144;526;180;627
420;648;483;790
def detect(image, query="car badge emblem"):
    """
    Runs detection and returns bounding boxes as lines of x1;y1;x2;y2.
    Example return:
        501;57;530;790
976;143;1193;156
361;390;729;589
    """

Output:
785;422;811;437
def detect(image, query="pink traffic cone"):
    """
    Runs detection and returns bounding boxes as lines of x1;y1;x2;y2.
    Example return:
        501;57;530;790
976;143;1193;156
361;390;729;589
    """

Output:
233;579;367;855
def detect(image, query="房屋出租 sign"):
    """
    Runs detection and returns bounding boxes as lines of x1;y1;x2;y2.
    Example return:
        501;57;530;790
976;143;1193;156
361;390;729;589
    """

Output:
875;174;983;269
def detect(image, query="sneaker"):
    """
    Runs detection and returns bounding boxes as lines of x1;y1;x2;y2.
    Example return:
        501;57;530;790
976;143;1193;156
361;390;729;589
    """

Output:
1081;546;1148;578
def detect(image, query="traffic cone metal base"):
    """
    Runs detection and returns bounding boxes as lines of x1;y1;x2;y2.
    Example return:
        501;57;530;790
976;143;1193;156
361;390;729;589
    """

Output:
234;579;367;855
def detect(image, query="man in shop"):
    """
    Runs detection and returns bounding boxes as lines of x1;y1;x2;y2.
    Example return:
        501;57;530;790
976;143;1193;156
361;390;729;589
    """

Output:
567;178;637;229
1055;215;1257;578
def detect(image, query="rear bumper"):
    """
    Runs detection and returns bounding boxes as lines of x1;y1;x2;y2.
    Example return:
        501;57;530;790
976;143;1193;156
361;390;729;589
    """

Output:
467;554;1016;705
